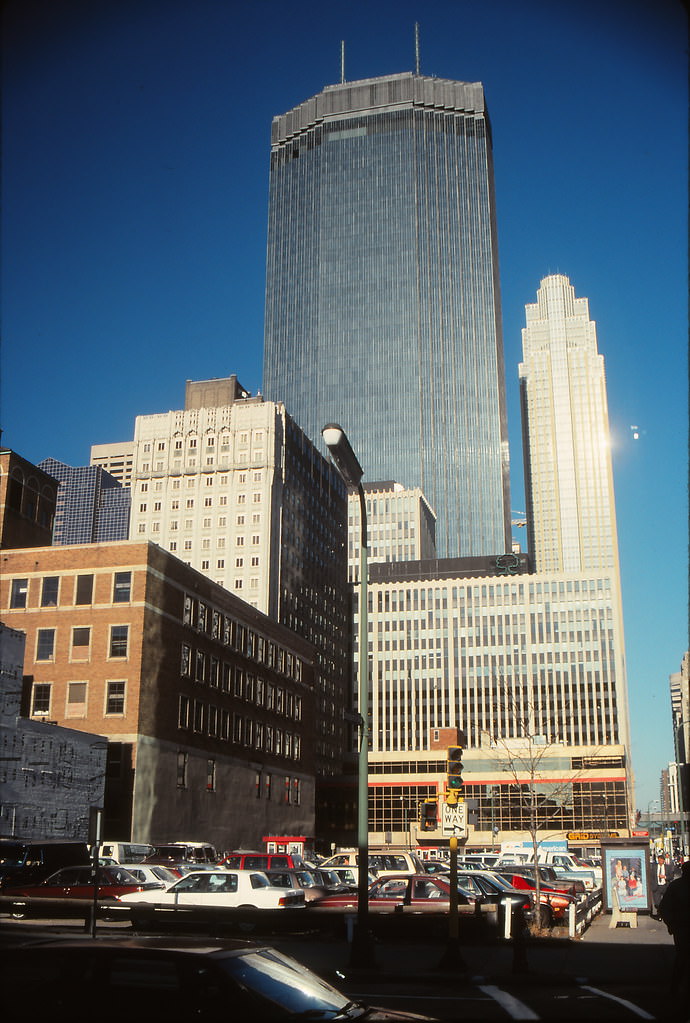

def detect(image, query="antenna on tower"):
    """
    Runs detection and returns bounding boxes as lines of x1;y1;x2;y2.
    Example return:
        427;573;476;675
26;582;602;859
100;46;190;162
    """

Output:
340;40;345;84
414;22;420;75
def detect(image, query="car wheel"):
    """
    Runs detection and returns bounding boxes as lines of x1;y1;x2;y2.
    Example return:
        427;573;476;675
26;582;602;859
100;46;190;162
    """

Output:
237;905;257;932
10;904;27;919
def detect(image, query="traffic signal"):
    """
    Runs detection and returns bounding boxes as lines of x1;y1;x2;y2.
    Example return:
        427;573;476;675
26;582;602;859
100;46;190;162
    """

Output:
420;799;438;831
447;746;464;791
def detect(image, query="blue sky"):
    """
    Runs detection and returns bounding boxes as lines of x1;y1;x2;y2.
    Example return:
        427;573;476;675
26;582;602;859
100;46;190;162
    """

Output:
2;0;687;812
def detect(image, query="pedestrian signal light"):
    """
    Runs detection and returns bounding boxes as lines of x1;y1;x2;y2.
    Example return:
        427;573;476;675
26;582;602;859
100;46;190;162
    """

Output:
447;746;464;790
420;800;438;831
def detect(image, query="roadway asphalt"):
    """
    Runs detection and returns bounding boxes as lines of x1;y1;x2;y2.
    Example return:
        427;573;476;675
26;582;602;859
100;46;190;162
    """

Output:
271;909;675;985
1;907;682;1020
268;910;683;1020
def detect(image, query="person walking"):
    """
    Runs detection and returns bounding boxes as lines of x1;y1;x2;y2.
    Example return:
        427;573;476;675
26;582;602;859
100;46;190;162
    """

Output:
651;852;677;917
658;860;690;1012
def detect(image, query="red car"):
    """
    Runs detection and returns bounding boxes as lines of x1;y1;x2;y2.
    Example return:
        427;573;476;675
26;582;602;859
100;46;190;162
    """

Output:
3;864;155;915
308;873;475;913
495;871;576;926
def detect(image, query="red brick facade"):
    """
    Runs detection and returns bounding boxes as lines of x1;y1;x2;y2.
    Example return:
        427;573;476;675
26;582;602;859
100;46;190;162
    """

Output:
1;542;317;850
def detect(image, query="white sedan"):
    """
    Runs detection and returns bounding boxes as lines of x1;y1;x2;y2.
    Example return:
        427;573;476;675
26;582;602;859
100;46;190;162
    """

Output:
118;869;304;910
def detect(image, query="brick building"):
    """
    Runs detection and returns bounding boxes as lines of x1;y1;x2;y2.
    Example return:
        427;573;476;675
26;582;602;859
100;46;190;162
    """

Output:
0;622;107;840
0;449;57;549
1;541;317;852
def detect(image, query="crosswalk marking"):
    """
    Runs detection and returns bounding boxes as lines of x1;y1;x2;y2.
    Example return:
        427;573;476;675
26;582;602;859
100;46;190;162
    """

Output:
478;983;540;1020
578;984;656;1019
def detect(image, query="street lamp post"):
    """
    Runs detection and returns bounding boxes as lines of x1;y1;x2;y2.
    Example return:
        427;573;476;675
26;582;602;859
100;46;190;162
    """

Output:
322;424;372;969
647;799;659;846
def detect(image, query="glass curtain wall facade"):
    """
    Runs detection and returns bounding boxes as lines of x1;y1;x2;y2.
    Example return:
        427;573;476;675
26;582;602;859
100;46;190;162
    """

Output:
263;73;512;558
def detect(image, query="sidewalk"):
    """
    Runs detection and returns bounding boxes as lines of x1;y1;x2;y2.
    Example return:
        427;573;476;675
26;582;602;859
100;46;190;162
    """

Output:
273;909;676;987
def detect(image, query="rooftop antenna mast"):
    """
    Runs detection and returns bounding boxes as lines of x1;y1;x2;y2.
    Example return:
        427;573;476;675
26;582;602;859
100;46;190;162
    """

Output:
414;22;420;75
341;40;346;84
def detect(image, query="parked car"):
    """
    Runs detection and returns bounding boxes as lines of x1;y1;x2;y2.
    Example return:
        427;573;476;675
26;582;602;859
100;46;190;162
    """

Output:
119;869;305;912
0;936;438;1022
0;838;91;889
143;842;219;876
550;866;597;891
116;863;179;888
456;870;533;916
458;854;500;868
264;868;330;902
308;873;475;913
496;863;586;898
422;860;450;875
493;870;577;926
149;842;218;865
311;866;352;891
320;849;424;877
220;851;306;870
2;864;153;916
98;842;154;864
324;866;379;891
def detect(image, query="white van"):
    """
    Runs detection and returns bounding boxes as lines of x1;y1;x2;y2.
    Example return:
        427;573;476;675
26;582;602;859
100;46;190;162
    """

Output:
99;841;154;864
320;849;424;877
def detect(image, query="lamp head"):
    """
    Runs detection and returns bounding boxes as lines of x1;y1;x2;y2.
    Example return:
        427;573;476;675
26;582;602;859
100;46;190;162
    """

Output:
321;423;364;488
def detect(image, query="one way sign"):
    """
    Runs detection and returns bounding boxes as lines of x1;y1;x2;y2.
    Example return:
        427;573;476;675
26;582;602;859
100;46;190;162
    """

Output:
441;799;467;837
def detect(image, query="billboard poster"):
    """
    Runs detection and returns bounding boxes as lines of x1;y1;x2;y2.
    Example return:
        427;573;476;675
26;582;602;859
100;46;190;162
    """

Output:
600;837;652;913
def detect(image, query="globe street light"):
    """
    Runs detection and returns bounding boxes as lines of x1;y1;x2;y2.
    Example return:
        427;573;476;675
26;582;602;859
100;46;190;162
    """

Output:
321;424;372;968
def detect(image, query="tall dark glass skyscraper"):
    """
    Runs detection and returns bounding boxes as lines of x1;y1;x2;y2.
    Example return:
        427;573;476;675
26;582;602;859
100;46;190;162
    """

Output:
263;72;511;557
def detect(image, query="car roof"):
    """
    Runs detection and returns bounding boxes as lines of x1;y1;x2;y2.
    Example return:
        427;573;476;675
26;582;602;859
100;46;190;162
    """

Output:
5;936;272;957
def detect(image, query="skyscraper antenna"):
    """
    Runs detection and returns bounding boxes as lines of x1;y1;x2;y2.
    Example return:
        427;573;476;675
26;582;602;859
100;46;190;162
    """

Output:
341;40;345;84
415;22;420;75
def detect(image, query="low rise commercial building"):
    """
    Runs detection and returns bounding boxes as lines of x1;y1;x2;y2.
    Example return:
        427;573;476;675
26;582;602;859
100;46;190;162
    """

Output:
0;622;107;839
1;542;317;852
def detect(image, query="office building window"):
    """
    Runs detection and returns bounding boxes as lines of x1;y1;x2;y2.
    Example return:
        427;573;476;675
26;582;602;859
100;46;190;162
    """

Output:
109;625;129;658
36;628;55;661
75;574;93;605
72;626;91;654
113;572;132;603
178;694;190;729
195;650;206;682
32;682;51;715
106;680;126;715
177;751;188;788
66;682;87;716
10;579;28;609
41;576;59;607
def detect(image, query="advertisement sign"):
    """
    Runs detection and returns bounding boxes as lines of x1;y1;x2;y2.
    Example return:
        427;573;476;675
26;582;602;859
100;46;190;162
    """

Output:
600;837;652;913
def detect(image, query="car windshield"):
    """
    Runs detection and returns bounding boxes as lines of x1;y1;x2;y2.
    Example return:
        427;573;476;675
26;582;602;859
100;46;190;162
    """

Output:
294;871;318;887
219;948;351;1016
150;866;178;883
479;872;519;892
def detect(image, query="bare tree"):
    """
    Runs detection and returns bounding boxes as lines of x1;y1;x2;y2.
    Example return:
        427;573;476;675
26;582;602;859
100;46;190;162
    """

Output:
482;679;592;930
